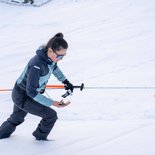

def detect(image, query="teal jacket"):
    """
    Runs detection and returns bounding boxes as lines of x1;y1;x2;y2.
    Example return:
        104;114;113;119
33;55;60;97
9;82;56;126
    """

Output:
16;46;66;107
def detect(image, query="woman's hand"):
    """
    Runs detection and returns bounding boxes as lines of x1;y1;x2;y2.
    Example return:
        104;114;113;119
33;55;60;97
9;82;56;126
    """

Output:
53;100;71;108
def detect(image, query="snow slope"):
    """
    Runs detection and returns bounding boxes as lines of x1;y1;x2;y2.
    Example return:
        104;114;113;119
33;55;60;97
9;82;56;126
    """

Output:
0;0;155;154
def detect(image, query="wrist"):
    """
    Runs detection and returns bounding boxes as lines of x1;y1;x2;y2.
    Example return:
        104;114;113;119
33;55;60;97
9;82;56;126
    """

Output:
62;79;69;84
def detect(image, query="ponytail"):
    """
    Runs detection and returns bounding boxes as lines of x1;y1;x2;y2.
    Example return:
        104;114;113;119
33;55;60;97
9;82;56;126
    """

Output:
45;32;68;51
54;33;64;39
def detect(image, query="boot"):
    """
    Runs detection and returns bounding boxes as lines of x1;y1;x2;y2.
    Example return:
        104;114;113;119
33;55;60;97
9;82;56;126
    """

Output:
0;121;16;139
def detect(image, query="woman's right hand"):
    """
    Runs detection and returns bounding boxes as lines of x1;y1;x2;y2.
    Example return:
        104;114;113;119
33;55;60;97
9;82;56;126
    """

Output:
52;100;71;108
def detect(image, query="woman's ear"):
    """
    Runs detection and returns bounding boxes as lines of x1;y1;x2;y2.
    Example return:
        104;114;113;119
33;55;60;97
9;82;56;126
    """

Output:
48;47;52;52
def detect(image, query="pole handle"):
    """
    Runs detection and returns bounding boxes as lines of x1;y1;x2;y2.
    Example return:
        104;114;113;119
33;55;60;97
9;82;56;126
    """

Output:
73;83;84;91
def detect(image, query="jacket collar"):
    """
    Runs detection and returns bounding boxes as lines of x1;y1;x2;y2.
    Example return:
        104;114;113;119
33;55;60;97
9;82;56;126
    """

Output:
36;46;53;65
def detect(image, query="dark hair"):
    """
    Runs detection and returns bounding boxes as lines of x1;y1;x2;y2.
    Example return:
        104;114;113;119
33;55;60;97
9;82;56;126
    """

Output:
45;33;68;51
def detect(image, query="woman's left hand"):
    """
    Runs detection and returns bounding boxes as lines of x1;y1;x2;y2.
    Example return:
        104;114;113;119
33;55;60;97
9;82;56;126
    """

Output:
53;100;71;108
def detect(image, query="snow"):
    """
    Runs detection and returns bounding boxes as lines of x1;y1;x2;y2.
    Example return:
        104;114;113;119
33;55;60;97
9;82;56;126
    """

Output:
0;0;155;154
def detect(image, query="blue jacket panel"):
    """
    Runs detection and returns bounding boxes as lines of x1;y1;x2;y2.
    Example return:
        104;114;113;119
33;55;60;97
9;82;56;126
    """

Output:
16;46;66;107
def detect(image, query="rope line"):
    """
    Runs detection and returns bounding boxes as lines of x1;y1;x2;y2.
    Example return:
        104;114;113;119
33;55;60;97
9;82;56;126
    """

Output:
84;86;155;90
0;86;155;92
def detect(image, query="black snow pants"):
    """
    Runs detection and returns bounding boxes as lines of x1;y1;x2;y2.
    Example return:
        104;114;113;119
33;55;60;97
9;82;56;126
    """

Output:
0;83;58;140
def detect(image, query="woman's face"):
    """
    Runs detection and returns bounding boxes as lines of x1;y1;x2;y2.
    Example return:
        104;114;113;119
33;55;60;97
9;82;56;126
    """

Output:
47;48;67;62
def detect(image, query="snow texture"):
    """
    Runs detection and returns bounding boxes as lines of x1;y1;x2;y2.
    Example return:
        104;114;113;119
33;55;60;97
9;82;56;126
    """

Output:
0;0;155;155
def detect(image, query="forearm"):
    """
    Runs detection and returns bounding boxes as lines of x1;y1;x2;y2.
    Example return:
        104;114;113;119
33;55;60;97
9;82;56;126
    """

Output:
53;66;66;82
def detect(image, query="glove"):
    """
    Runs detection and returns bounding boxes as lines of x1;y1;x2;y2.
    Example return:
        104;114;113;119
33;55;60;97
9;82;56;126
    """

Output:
61;90;72;98
62;79;74;98
63;79;74;93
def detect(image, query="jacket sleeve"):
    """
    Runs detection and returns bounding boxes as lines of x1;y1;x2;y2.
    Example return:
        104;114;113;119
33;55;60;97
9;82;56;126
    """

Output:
53;65;66;82
26;65;54;107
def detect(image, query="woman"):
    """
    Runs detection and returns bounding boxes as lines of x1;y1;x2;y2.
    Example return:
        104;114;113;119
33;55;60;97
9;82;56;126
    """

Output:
0;33;73;140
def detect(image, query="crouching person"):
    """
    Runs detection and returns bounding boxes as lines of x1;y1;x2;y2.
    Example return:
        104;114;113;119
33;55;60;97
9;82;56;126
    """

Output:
0;33;73;140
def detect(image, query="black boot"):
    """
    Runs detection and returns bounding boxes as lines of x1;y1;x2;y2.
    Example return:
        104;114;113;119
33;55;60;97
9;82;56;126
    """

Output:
29;0;33;4
32;129;48;141
0;121;16;139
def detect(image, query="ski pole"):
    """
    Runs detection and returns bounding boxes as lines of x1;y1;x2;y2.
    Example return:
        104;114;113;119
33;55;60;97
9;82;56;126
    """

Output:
43;84;155;90
0;88;13;92
45;85;65;89
46;83;84;91
0;83;85;92
1;84;155;92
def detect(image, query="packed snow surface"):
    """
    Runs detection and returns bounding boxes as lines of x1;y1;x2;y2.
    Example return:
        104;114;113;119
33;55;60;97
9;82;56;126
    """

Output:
0;0;155;154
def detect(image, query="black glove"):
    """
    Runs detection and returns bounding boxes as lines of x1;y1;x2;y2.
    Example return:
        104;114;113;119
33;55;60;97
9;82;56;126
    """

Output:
62;79;74;98
63;79;74;93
